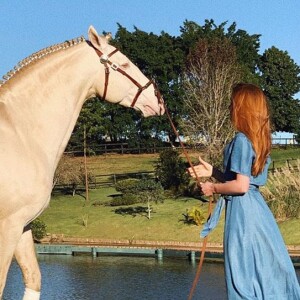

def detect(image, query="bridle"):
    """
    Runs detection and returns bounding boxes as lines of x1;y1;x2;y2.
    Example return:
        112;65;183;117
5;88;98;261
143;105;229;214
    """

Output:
88;42;162;108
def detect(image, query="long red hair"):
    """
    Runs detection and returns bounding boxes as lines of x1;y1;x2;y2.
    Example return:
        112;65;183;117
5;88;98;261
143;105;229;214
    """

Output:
231;83;271;176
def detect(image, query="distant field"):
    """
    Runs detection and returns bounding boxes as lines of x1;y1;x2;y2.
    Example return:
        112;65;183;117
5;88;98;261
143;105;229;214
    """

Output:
66;146;300;176
41;146;300;245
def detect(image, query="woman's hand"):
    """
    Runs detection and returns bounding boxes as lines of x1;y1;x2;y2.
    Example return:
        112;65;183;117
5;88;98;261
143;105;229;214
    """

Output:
188;156;213;178
200;182;215;196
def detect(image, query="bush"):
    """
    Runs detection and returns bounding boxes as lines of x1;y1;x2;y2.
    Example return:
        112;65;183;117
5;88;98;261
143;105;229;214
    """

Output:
115;178;140;194
182;207;205;226
262;160;300;221
113;178;165;219
155;149;190;195
113;178;164;205
31;218;47;240
109;194;139;206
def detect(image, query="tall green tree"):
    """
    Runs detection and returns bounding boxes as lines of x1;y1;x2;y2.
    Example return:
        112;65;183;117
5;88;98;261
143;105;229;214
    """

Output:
180;19;261;84
68;20;300;148
112;24;186;143
258;47;300;134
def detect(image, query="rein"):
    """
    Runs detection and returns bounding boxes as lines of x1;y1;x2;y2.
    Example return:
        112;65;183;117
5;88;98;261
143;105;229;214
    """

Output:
90;41;212;299
88;42;162;107
164;106;213;300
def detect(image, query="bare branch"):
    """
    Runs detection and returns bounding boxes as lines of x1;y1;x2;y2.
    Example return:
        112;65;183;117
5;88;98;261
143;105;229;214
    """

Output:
181;37;241;164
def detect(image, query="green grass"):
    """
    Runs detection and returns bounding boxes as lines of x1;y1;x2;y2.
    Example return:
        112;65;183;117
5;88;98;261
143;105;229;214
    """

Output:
45;148;300;244
42;188;203;242
75;146;300;176
40;186;299;245
83;153;160;175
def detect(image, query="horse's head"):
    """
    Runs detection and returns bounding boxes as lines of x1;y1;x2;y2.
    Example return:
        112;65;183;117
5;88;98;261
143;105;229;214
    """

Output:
88;26;165;117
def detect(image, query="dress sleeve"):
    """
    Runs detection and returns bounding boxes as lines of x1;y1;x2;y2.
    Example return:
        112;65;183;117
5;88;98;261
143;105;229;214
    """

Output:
228;133;254;177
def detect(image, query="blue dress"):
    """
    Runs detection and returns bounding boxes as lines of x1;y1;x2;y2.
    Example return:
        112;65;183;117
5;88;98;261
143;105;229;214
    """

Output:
201;132;300;299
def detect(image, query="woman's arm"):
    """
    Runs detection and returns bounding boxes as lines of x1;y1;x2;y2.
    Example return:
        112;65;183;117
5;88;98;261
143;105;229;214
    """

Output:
200;173;250;196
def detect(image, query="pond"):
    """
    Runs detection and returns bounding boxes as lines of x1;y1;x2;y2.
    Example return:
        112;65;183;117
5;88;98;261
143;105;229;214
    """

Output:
4;255;300;300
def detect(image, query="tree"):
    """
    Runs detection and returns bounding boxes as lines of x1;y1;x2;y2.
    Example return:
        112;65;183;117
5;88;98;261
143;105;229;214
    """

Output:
155;149;190;194
115;178;164;219
134;179;164;219
226;24;261;84
67;20;300;147
259;47;300;134
180;19;261;84
54;155;95;196
112;24;186;143
181;37;241;163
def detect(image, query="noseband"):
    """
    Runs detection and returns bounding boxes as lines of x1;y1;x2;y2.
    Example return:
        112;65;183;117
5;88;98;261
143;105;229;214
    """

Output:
88;42;162;108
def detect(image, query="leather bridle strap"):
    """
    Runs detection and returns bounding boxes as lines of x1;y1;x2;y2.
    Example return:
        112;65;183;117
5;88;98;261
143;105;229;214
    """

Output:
94;47;119;101
89;42;161;107
130;80;153;108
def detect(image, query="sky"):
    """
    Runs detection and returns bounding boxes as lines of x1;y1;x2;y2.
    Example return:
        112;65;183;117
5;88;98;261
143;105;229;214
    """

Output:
1;0;299;138
1;0;300;76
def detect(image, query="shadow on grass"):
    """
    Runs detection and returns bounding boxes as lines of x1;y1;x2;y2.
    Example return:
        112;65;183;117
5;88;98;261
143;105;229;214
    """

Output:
114;206;155;218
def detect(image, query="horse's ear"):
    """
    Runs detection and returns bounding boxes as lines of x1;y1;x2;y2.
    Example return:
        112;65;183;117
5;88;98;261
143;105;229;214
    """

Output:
105;32;112;41
88;25;108;51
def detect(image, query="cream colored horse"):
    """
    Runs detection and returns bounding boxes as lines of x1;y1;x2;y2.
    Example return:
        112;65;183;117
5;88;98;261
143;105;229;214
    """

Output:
0;26;164;299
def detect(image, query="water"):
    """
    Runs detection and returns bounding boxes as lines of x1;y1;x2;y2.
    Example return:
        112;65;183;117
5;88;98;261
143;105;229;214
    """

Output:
4;255;300;300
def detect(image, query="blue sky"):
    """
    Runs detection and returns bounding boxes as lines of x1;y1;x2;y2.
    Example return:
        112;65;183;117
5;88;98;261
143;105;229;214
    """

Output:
1;0;300;76
1;0;299;138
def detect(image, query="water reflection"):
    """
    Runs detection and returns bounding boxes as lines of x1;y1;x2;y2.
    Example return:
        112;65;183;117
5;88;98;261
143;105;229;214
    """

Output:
4;255;299;300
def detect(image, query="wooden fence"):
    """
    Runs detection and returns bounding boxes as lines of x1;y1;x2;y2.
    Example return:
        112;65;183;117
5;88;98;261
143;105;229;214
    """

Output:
53;158;299;192
91;171;155;188
65;138;298;156
53;171;155;191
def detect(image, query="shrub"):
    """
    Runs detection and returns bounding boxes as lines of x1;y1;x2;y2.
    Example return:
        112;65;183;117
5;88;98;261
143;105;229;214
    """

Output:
115;178;140;194
31;218;47;240
262;160;300;221
155;149;190;195
109;194;139;206
182;207;205;226
113;178;165;219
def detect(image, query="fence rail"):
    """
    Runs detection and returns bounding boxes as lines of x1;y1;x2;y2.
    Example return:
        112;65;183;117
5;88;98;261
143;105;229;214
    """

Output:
65;139;298;156
53;158;299;192
53;171;155;191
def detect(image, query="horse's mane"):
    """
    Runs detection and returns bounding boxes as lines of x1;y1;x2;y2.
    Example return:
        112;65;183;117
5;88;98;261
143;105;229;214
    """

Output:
0;36;86;87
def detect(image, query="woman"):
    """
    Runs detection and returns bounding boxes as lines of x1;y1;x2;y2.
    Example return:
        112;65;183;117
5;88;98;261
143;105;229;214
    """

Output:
188;83;300;299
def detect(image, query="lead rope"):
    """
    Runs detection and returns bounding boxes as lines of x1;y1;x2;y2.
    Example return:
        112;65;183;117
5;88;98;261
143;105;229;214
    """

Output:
163;105;213;300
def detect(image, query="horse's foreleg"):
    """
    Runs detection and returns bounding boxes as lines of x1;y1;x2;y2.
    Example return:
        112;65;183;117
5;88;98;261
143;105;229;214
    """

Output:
0;221;23;299
14;228;41;300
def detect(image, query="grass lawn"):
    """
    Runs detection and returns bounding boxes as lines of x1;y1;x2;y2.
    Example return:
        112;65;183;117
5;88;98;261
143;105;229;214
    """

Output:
41;188;204;242
42;147;299;245
40;186;300;245
70;146;300;176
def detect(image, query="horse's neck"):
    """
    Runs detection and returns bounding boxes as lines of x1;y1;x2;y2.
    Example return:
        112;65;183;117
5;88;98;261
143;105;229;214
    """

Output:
0;43;100;171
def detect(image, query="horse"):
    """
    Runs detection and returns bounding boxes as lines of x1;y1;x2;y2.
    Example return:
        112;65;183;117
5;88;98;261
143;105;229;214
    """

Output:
0;25;164;299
